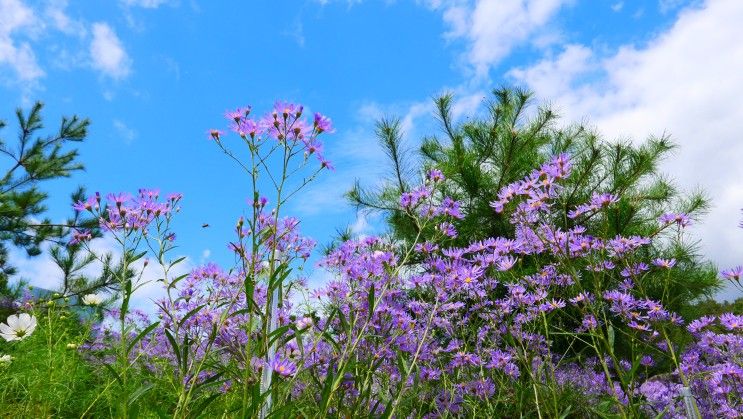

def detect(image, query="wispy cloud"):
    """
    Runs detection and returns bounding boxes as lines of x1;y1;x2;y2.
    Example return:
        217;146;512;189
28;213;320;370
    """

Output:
113;119;137;144
120;0;171;9
283;19;305;47
90;22;132;80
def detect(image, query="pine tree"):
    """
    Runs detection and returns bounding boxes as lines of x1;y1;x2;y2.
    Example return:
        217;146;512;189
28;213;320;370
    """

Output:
0;102;89;295
348;87;720;318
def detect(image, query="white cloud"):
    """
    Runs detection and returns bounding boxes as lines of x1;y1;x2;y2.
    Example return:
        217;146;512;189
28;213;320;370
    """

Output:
200;249;211;264
90;22;132;80
0;0;44;85
659;0;691;13
113;119;137;144
507;0;743;299
611;2;623;12
45;0;86;36
121;0;170;8
283;19;305;47
427;0;572;77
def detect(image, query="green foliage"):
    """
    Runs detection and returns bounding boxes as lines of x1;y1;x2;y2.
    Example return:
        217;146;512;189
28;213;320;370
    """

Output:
348;86;720;315
0;102;90;295
0;302;101;417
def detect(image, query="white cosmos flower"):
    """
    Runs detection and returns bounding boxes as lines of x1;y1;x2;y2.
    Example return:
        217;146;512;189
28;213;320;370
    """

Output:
0;313;37;341
82;293;104;305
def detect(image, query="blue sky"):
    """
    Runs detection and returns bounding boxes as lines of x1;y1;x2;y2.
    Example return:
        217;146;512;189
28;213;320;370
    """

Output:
2;0;742;303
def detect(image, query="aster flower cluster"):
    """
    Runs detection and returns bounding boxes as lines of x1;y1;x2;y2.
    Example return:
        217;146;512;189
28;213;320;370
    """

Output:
70;188;181;243
73;152;743;417
37;101;742;418
214;101;334;169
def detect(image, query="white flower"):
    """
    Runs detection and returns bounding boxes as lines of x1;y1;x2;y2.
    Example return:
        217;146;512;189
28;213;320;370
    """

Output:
82;293;104;305
0;354;12;365
0;313;37;341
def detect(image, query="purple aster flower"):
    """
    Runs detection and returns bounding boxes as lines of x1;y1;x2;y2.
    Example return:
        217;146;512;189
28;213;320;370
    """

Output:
72;195;98;212
427;169;444;183
419;366;442;381
721;266;743;281
590;192;619;208
652;258;677;269
719;313;743;331
69;229;93;245
320;157;334;170
578;314;598;331
225;106;251;122
438;222;457;238
658;212;691;227
449;352;481;369
271;355;297;378
313;112;333;133
496;256;517;271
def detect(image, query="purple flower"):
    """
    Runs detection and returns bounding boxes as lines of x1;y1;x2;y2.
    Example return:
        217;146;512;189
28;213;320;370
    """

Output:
271;355;298;378
721;266;743;281
419;366;442;381
69;229;92;245
719;313;743;331
313;112;333;133
658;212;691;227
652;258;677;269
438;222;457;238
688;315;716;334
427;169;444;183
225;106;251;122
578;315;598;331
590;193;619;208
449;352;481;369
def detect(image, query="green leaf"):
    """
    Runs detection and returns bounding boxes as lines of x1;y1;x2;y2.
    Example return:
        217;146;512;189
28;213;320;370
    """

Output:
319;369;336;412
127;383;153;407
607;325;615;351
163;328;182;369
103;363;123;386
127;321;160;353
178;305;206;329
188;393;221;419
170;256;187;266
267;325;291;348
367;284;376;314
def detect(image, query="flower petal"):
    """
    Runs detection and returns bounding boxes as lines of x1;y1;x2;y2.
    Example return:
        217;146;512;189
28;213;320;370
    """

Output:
27;315;37;330
5;314;19;329
17;313;31;328
0;323;13;335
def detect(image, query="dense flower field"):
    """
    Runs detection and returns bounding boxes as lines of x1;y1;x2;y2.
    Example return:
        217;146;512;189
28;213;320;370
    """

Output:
1;101;742;418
